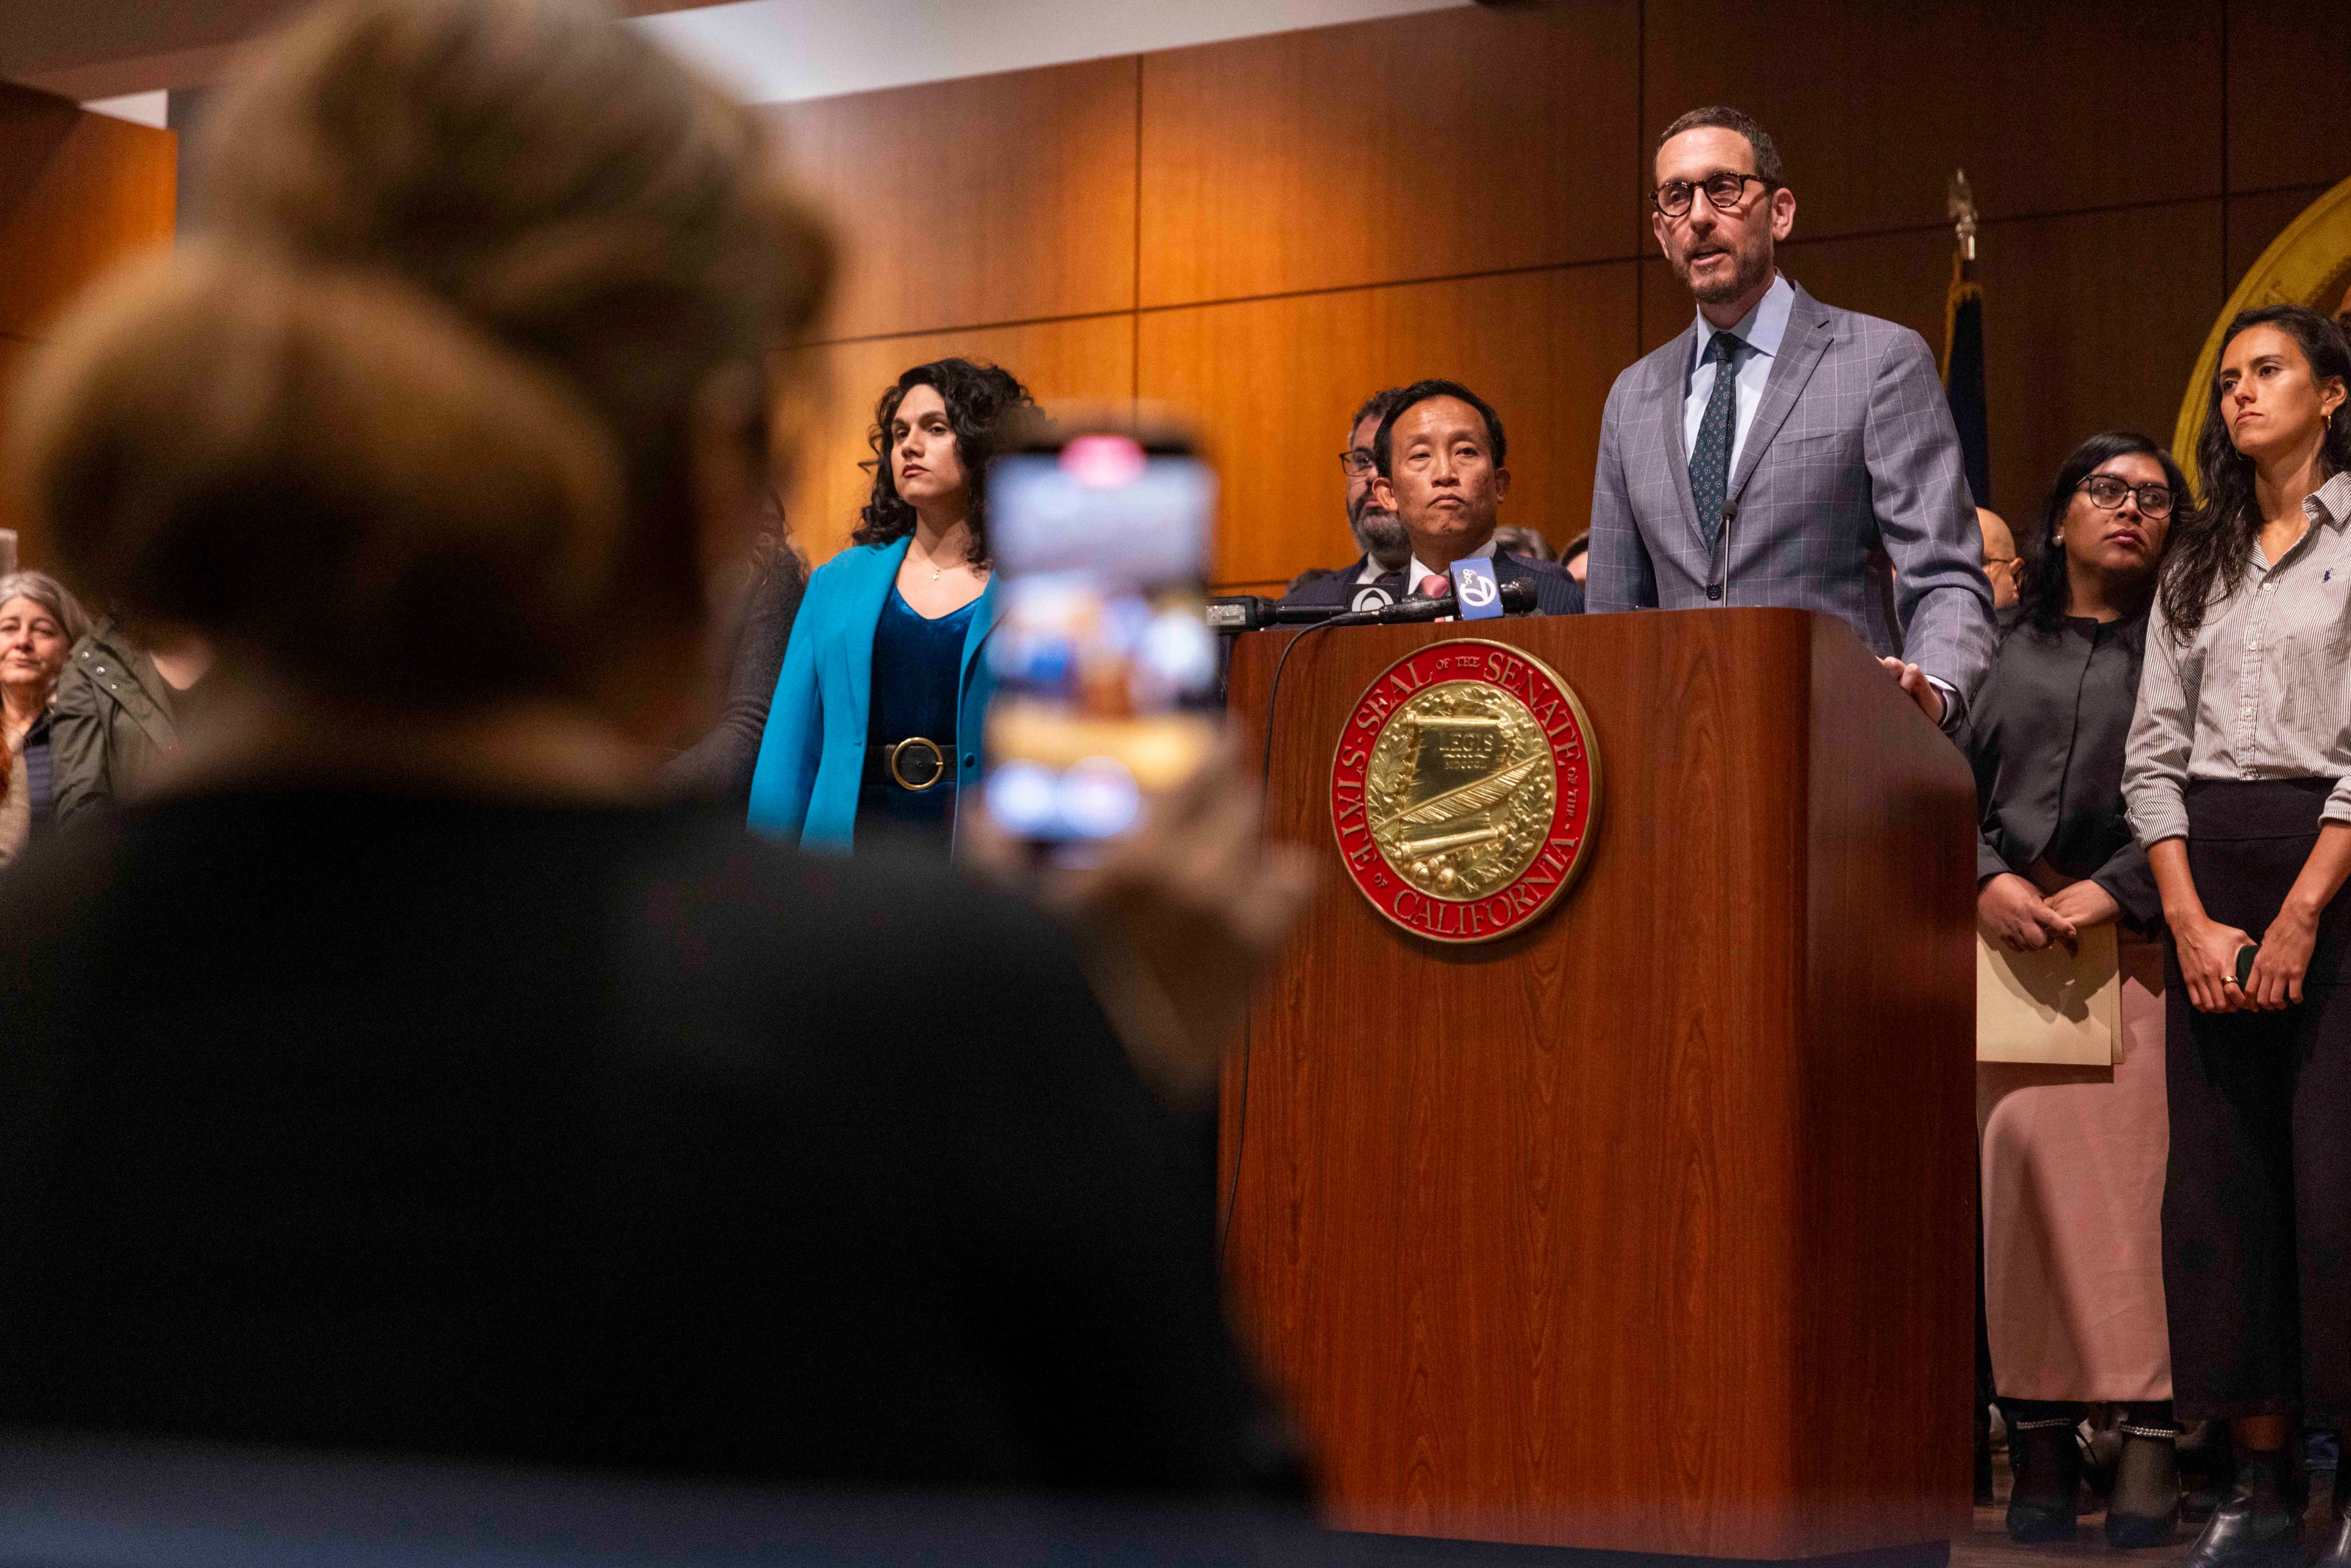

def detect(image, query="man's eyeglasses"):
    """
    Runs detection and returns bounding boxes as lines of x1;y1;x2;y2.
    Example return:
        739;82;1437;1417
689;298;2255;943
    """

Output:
1652;171;1775;219
2076;475;2175;519
1340;449;1378;478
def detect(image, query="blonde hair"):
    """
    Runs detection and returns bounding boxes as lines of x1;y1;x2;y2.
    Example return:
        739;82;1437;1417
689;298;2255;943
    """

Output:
15;244;623;704
176;0;831;692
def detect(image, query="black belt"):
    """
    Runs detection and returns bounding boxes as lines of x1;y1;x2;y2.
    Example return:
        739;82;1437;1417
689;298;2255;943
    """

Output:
865;737;953;792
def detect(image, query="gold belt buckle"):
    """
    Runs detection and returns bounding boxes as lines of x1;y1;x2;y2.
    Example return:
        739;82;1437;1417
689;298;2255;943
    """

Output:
887;737;947;791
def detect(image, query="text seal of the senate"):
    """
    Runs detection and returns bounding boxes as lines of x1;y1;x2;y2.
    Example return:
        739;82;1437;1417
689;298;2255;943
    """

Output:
1329;639;1600;944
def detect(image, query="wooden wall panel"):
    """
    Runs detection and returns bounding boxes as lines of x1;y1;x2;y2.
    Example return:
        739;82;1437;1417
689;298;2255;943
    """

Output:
0;333;39;565
776;315;1134;566
0;85;174;341
2228;184;2338;293
1138;4;1641;310
763;56;1138;343
1139;264;1640;590
2225;0;2351;196
1643;0;2221;238
1973;201;2222;517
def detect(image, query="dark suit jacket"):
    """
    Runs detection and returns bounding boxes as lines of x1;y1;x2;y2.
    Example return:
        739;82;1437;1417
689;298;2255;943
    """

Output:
1278;550;1582;616
0;789;1297;1497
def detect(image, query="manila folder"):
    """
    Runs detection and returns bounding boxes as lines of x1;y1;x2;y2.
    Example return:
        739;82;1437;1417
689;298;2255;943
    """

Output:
1976;923;2121;1065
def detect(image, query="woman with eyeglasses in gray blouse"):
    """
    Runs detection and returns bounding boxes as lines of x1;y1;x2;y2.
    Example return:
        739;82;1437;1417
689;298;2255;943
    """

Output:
2123;303;2351;1568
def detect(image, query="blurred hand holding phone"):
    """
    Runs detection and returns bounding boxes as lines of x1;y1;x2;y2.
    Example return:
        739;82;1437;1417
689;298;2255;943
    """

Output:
968;410;1311;1106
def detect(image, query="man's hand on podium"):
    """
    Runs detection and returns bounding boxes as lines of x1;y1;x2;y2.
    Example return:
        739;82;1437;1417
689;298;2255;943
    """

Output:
1880;656;1946;725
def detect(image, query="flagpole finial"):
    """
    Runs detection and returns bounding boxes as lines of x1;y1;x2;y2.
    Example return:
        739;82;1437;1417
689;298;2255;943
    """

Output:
1947;170;1978;263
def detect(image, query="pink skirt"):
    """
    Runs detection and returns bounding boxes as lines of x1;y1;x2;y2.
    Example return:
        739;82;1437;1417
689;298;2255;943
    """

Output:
1976;935;2172;1401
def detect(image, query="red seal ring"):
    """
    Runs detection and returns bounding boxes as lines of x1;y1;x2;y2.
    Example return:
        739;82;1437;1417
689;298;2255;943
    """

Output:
1328;638;1600;944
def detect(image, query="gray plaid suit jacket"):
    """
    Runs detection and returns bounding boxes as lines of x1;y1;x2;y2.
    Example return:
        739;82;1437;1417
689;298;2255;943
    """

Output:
1586;280;1996;717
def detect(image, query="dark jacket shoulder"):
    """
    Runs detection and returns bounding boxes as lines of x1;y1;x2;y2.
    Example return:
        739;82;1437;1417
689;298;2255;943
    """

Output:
48;623;181;823
1277;558;1373;608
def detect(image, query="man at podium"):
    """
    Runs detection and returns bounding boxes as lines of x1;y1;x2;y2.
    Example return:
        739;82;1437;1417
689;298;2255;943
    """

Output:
1586;106;1993;730
1338;378;1583;617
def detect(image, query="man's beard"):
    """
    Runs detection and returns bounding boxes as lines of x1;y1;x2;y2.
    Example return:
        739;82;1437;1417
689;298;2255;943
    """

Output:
1351;499;1410;570
1677;236;1771;306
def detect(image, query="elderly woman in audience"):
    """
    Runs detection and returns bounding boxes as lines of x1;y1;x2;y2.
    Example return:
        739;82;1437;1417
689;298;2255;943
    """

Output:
1969;432;2186;1547
748;358;1034;858
0;571;91;863
0;0;1304;1499
2126;304;2351;1568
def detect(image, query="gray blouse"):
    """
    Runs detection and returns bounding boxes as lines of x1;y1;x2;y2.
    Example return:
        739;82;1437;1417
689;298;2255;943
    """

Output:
2124;470;2351;846
1965;612;2159;926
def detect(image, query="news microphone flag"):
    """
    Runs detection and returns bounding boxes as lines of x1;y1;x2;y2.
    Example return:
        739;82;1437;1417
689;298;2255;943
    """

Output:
1450;557;1504;620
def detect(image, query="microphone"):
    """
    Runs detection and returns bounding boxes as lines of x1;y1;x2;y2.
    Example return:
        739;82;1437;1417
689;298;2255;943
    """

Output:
1303;578;1535;625
1207;579;1535;632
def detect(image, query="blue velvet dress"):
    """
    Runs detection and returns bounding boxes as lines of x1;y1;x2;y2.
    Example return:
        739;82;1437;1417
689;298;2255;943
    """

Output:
857;586;977;857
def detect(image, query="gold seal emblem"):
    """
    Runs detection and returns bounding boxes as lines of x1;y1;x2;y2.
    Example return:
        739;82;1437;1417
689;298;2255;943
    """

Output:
1331;640;1599;943
1365;681;1554;899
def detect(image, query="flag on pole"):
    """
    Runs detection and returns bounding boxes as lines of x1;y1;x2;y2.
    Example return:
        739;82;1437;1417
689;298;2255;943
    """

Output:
1942;170;1992;511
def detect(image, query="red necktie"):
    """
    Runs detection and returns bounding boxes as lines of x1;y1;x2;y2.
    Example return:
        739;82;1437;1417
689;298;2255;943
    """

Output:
1418;573;1448;599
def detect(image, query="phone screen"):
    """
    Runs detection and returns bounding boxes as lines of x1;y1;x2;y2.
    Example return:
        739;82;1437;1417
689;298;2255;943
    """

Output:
984;434;1220;842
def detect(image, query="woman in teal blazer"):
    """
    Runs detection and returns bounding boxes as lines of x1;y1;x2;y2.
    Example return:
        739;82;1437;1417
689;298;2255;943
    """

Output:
748;359;1033;854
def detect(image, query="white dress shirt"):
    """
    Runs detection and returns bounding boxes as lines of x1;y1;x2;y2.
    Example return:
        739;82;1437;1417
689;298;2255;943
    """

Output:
1682;272;1796;481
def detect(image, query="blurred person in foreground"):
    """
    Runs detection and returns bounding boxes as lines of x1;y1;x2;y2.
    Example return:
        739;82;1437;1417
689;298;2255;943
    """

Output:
0;571;89;863
747;359;1033;857
0;0;1305;1498
1967;432;2186;1547
1279;386;1408;606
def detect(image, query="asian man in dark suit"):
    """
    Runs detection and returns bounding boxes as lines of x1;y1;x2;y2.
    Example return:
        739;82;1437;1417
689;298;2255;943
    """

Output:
1349;378;1581;616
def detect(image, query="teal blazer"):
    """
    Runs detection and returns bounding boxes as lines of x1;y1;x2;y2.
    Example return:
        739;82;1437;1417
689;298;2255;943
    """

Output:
746;538;998;852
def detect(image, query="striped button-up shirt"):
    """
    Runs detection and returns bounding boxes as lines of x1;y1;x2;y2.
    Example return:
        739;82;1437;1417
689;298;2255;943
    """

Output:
2126;470;2351;846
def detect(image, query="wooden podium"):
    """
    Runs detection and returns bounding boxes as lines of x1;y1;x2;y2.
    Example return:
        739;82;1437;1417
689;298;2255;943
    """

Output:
1223;609;1976;1564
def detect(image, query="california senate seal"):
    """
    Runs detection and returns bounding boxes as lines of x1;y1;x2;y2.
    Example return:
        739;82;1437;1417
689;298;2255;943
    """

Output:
1329;639;1599;943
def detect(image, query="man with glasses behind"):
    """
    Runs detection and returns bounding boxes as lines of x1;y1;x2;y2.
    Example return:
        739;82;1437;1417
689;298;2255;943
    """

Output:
1587;105;1994;733
1280;387;1411;608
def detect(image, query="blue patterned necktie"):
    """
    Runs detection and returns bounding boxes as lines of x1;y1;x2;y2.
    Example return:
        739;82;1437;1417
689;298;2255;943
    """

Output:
1689;329;1741;553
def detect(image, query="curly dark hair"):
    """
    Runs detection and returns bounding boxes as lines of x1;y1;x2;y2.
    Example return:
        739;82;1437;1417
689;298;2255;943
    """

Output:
850;358;1035;568
2017;431;2188;634
2160;304;2351;645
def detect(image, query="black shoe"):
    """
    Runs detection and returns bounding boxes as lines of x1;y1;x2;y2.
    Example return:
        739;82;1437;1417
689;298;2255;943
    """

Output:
2312;1511;2351;1568
2179;1423;2233;1525
2176;1481;2302;1568
2006;1414;2083;1542
2105;1408;2181;1550
1974;1402;1995;1507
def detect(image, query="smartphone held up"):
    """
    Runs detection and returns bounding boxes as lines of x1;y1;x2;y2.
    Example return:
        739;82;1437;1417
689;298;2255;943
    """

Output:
983;411;1223;850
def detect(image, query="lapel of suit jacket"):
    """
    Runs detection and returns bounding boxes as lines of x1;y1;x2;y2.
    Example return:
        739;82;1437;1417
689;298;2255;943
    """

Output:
1725;282;1834;506
1654;327;1707;550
